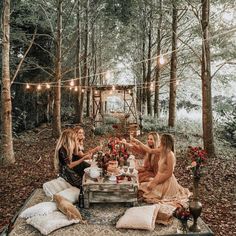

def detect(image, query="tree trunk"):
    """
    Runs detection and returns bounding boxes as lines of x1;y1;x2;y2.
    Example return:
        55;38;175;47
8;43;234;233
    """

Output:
168;1;178;127
75;3;82;123
52;0;62;138
1;0;15;165
141;31;146;115
146;16;152;116
201;0;215;157
79;0;89;123
154;0;162;118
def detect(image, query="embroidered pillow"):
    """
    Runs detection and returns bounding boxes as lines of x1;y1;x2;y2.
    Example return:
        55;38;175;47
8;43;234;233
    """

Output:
56;186;80;203
20;202;57;219
116;205;159;231
26;211;80;235
156;203;176;225
43;177;72;197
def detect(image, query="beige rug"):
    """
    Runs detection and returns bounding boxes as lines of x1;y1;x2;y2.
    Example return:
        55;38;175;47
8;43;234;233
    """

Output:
9;189;212;236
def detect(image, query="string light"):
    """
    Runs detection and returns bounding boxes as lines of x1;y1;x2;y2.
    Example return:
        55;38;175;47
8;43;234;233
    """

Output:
69;86;72;90
150;82;155;91
11;27;236;89
74;86;78;92
81;89;85;93
176;80;180;86
46;83;50;89
112;85;115;91
159;54;165;65
70;80;75;87
128;89;131;94
37;84;41;90
109;90;113;95
26;83;30;89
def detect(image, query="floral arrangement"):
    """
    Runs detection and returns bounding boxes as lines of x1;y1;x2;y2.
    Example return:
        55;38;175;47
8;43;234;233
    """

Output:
187;146;207;179
173;206;191;233
107;137;129;160
95;137;130;171
173;206;191;222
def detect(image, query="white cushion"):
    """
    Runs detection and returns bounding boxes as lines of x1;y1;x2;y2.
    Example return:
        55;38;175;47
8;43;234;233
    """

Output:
116;205;159;231
26;211;80;235
20;202;57;219
56;187;80;204
43;177;72;197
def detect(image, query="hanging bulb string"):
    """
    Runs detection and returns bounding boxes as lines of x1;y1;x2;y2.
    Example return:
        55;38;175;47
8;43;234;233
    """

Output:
12;26;236;87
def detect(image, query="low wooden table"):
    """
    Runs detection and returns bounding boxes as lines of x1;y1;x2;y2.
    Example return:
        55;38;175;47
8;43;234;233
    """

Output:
82;174;139;208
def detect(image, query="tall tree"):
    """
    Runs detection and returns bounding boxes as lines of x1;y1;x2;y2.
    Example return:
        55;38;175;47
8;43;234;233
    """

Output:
201;0;215;156
79;0;89;123
168;0;178;127
74;2;82;122
52;0;62;137
146;9;153;116
1;0;15;164
154;0;163;118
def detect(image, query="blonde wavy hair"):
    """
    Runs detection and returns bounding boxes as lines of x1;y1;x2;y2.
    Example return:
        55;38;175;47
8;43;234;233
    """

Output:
147;132;160;148
146;132;160;167
54;129;78;172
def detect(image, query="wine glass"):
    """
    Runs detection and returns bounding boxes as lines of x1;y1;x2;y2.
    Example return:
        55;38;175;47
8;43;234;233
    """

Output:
123;166;128;174
129;167;134;175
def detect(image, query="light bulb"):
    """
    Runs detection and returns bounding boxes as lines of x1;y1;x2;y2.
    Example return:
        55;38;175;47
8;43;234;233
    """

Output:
74;86;78;91
37;84;41;90
159;54;165;65
70;80;75;87
46;83;50;89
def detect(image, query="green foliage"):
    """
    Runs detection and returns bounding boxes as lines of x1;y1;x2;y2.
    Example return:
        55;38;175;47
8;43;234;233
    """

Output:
104;115;119;125
94;124;114;135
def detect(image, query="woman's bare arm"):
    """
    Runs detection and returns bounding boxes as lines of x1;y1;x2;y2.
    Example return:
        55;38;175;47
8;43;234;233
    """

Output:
67;153;92;169
131;138;160;154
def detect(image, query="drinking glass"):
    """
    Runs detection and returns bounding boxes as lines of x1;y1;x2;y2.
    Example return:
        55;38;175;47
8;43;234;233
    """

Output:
129;167;134;175
123;166;128;174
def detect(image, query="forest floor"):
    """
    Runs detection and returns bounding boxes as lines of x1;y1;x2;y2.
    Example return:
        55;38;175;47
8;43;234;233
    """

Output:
0;124;235;236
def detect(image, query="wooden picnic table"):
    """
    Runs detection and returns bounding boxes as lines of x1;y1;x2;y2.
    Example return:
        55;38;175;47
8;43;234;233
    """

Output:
82;173;139;208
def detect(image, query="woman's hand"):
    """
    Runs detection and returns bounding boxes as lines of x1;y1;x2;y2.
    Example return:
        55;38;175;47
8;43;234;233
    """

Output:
147;180;157;191
131;137;141;145
94;145;102;152
83;153;92;161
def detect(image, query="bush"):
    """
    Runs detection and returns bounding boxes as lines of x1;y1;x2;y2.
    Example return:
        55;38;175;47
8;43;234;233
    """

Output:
94;124;114;135
104;115;119;125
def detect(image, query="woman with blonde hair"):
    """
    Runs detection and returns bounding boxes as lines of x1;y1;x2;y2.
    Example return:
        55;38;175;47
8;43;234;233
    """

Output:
73;126;101;157
127;132;160;183
132;134;191;205
54;129;91;187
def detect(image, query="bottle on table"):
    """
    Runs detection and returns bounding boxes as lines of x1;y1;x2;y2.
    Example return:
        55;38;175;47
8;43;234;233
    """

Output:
78;186;84;208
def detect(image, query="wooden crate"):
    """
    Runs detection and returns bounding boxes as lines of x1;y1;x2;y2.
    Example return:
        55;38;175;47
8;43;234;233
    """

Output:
82;175;138;208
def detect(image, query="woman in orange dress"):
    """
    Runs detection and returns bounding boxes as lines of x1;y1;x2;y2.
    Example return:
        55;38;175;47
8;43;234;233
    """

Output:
132;134;191;205
129;132;160;183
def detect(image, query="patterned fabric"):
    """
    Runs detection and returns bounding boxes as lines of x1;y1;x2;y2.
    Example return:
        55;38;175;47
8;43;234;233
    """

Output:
10;189;211;236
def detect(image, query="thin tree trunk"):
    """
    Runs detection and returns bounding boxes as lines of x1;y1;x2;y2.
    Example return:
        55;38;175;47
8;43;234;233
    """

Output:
201;0;215;156
79;0;89;122
75;3;82;123
1;0;15;165
146;17;152;116
154;0;162;118
141;33;146;115
52;0;62;138
168;1;178;127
